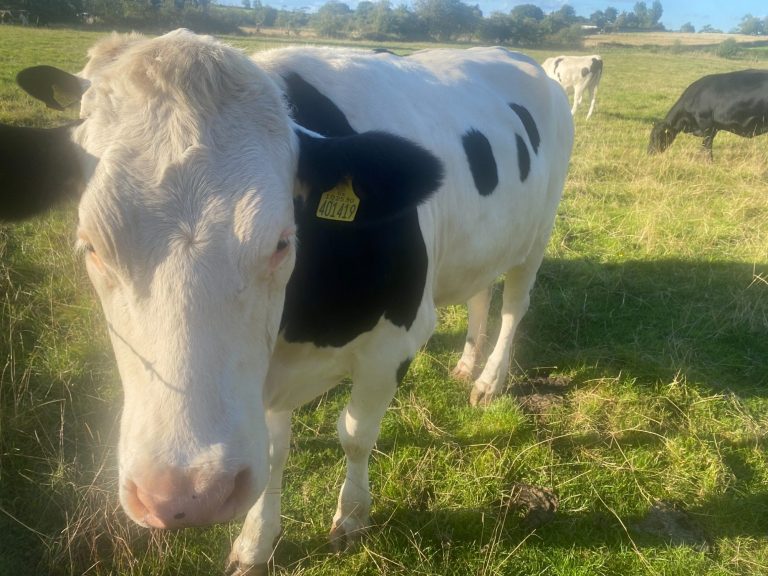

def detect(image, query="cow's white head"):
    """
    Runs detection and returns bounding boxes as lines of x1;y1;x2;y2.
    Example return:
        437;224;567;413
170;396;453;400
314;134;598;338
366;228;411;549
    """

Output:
0;30;441;529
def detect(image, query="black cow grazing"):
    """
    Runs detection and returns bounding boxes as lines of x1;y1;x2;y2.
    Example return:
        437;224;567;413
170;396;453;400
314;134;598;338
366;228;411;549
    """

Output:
648;69;768;160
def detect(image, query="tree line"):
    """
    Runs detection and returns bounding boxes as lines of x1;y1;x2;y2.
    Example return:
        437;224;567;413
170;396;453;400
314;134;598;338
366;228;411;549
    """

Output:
1;1;765;45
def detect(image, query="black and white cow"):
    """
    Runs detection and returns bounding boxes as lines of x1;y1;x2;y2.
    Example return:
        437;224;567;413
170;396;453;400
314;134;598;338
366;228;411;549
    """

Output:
542;54;603;120
648;69;768;160
0;31;573;575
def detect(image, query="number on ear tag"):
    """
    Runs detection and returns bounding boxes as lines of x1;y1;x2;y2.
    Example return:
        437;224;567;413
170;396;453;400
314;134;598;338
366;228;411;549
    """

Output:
316;180;360;222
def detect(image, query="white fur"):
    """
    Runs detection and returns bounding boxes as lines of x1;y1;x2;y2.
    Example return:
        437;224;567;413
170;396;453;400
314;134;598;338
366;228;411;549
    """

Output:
63;31;572;570
542;54;603;119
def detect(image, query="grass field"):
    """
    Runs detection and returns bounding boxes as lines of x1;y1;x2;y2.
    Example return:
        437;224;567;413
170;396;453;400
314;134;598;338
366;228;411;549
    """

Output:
1;26;767;576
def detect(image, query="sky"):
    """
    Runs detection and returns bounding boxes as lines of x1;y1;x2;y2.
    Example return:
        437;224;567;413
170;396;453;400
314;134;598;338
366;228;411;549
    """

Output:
222;0;767;33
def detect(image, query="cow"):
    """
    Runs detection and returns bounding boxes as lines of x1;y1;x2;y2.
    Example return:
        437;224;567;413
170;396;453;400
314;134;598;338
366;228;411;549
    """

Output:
648;69;768;161
542;54;603;120
0;30;573;575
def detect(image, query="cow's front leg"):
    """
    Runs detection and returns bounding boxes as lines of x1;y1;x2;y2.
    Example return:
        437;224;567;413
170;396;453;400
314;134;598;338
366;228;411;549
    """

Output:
227;410;292;576
329;360;404;549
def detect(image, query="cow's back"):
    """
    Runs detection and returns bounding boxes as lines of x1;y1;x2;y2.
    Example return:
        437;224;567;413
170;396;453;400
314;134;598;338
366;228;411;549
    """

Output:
255;46;573;306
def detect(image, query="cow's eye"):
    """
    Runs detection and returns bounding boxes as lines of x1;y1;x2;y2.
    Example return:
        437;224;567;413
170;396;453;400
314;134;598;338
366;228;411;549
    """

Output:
276;238;290;253
76;234;108;274
269;233;294;272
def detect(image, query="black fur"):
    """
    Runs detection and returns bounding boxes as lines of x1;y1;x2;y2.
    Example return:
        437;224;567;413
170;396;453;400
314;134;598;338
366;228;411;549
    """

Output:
282;119;443;347
282;73;356;137
461;129;498;196
296;130;443;226
515;133;530;182
0;123;84;221
509;103;540;155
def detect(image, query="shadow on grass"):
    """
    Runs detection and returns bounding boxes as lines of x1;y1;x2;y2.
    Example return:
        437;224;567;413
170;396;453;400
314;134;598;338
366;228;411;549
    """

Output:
431;257;768;397
269;487;768;572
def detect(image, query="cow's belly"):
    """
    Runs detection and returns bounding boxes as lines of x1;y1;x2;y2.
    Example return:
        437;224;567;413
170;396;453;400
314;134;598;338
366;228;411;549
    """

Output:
425;168;558;307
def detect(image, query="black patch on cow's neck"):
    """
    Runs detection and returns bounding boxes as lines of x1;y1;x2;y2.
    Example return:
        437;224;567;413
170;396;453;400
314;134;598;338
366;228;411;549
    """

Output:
282;127;437;348
281;208;428;347
516;133;531;182
282;72;356;137
462;129;498;196
396;358;413;385
509;103;540;155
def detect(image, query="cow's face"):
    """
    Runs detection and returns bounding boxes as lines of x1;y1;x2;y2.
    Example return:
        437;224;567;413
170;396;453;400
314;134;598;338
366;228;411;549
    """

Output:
1;30;441;530
648;122;676;154
70;31;298;528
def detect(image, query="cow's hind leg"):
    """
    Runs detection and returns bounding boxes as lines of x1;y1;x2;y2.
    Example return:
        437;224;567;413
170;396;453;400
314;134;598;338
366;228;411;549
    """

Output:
586;84;598;120
452;286;491;382
227;410;292;576
470;247;545;406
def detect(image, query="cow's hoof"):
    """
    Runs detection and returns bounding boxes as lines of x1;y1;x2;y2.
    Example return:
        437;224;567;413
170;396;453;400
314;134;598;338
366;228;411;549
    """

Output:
451;362;474;383
469;383;496;407
226;543;268;576
328;517;367;552
225;559;268;576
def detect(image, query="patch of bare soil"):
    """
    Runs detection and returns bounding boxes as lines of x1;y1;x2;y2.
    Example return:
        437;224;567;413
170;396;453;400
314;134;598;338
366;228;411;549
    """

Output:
502;483;559;529
632;500;712;551
507;374;573;418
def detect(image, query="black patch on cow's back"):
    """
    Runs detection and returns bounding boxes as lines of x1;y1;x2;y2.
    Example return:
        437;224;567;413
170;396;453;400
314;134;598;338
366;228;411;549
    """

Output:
282;72;356;137
462;129;498;196
509;103;540;155
516;133;531;182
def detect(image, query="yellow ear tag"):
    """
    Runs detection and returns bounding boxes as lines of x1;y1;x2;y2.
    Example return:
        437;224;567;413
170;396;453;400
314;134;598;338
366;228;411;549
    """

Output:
316;180;360;222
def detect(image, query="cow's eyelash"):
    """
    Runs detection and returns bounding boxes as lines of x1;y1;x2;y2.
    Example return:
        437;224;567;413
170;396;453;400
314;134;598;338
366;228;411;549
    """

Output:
75;239;96;256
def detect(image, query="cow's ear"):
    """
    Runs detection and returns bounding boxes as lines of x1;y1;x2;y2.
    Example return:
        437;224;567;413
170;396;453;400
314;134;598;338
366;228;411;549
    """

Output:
296;130;443;225
0;123;85;221
17;65;89;111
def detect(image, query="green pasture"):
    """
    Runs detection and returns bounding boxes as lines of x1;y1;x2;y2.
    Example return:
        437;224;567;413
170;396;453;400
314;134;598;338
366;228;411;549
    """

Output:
0;26;766;576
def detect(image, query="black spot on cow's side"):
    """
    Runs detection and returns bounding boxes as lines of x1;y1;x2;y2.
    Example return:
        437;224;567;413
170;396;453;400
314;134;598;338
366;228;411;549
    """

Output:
174;512;186;520
509;103;540;155
516;133;531;182
462;129;498;196
397;358;413;385
553;57;563;73
581;67;590;78
282;72;356;137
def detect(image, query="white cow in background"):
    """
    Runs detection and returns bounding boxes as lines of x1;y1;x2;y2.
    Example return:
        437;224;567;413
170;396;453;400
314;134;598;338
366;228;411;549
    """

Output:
1;30;573;575
543;54;603;119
